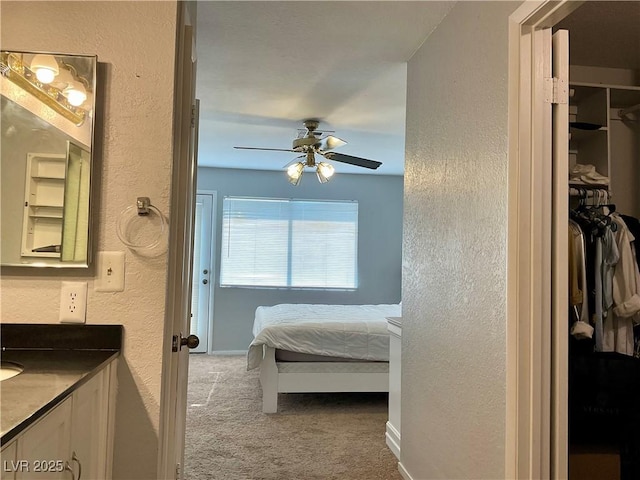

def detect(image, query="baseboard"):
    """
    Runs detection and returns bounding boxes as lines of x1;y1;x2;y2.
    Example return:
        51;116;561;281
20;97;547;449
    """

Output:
385;421;401;459
398;462;413;480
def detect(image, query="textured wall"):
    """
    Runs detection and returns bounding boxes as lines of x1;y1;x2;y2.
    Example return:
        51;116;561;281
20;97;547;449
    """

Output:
0;2;178;478
198;167;404;351
402;2;520;478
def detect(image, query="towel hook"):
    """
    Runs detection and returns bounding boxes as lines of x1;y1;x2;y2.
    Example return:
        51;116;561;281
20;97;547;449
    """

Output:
137;197;151;215
116;197;166;250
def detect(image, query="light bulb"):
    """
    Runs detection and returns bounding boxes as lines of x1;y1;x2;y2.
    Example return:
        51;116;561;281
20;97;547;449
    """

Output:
287;162;304;186
316;162;335;183
30;54;59;84
64;81;87;106
318;162;334;178
35;69;56;84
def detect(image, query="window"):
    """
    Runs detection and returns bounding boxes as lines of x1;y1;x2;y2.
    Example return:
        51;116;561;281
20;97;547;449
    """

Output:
220;196;358;289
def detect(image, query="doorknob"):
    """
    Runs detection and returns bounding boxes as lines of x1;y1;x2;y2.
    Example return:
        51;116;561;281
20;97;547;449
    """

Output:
202;279;208;284
181;334;199;349
172;333;200;352
203;269;208;274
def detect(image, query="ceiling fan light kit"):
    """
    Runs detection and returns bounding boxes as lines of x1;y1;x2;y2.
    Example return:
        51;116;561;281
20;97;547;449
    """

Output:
234;119;382;186
287;162;305;186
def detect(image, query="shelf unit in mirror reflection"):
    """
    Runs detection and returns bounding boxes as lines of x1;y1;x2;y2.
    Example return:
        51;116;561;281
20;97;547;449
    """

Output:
21;153;66;258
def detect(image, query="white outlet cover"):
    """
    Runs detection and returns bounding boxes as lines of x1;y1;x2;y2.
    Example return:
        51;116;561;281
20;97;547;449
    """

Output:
59;281;88;323
95;251;125;292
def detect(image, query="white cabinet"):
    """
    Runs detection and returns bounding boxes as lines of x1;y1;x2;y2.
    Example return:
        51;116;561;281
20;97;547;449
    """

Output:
1;361;116;480
71;365;114;479
386;317;402;460
15;398;72;480
1;438;18;480
21;153;66;259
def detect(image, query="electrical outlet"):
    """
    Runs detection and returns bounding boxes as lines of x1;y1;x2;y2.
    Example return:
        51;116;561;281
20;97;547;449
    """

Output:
59;281;87;323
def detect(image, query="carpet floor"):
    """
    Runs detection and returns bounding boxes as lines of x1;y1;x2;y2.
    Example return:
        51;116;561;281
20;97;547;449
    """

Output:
184;354;402;480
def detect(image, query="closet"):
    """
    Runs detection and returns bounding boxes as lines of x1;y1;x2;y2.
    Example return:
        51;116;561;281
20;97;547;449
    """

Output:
556;3;640;479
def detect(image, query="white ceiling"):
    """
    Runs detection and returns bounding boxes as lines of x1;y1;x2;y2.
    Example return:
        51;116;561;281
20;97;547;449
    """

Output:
195;1;454;175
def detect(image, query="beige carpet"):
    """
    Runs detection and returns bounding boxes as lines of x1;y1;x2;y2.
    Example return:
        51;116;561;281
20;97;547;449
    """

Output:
184;354;402;480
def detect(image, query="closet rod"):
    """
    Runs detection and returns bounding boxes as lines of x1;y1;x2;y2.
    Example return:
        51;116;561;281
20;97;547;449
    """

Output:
569;187;611;200
618;102;640;119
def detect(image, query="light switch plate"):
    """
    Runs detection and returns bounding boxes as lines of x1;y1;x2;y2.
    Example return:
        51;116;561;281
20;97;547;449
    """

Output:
95;251;125;292
59;281;87;323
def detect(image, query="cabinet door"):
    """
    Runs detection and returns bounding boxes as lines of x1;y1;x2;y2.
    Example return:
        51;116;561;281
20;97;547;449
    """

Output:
71;368;109;480
16;398;72;480
1;441;17;480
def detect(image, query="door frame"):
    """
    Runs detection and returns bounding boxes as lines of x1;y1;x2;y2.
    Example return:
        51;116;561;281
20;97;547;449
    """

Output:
506;1;582;479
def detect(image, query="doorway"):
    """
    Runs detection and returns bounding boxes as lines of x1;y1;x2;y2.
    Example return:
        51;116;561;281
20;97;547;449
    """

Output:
509;1;640;478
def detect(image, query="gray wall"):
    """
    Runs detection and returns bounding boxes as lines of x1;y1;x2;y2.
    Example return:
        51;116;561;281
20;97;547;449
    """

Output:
402;2;521;479
198;167;403;351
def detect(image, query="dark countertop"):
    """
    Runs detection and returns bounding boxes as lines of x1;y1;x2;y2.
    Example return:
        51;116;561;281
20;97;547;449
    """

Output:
0;324;122;444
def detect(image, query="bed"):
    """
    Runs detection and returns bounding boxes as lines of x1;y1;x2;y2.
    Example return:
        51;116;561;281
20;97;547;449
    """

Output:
247;303;401;412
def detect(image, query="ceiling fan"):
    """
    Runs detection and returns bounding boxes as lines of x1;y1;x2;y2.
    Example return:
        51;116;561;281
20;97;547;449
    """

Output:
234;119;382;185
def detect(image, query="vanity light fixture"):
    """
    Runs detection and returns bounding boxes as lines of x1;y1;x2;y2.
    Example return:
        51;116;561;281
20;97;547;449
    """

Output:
0;51;90;125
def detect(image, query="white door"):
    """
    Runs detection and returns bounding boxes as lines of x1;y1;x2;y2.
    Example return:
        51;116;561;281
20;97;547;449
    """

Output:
535;26;570;479
190;192;216;353
158;16;199;479
550;28;570;480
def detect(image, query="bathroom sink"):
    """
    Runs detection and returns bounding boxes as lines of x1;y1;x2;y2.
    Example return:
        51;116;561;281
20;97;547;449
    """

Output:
0;361;24;381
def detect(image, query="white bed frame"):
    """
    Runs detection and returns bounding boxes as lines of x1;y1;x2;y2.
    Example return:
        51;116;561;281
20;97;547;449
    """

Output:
258;346;389;413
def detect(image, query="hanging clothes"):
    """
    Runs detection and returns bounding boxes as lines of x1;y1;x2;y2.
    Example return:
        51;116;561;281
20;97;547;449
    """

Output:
568;192;640;357
621;214;640;274
569;220;593;339
602;214;640;355
570;203;614;350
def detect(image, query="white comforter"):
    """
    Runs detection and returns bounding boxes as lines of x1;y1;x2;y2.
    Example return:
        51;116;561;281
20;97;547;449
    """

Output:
247;303;401;369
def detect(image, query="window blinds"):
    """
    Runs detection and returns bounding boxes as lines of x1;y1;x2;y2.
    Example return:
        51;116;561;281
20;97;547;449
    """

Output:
220;197;358;289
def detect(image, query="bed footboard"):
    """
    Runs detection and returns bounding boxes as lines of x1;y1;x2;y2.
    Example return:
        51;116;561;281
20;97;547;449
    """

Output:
258;346;389;413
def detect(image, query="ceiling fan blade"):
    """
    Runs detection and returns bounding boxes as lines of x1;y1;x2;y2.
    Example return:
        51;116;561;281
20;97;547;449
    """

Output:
322;152;382;170
234;146;296;152
317;135;347;151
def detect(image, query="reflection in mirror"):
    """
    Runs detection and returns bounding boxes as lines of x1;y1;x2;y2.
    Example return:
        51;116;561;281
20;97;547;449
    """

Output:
1;51;96;267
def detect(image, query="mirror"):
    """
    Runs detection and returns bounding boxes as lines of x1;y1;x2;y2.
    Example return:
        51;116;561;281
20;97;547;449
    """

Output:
1;51;96;267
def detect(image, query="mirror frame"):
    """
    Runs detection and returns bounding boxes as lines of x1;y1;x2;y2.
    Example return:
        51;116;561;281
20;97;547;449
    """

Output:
1;50;97;268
